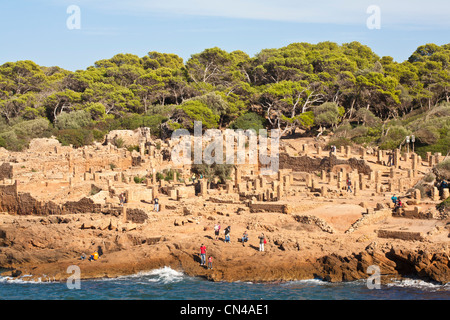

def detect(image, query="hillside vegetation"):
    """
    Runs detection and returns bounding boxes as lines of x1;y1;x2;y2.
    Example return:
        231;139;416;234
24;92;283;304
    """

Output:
0;42;448;157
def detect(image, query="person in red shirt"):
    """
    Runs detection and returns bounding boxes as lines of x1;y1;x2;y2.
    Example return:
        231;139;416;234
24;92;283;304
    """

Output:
207;256;213;269
200;244;206;266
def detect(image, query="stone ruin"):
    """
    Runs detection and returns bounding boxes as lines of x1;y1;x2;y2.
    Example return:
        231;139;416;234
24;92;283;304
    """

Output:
0;129;447;239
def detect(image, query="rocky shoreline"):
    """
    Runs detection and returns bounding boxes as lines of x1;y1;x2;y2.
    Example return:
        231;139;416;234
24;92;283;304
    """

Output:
0;210;448;285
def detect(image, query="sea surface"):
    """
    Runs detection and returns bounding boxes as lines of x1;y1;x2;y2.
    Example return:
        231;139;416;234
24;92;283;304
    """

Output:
0;267;449;301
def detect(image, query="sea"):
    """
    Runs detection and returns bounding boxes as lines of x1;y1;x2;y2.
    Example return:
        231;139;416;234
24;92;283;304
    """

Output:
0;267;448;317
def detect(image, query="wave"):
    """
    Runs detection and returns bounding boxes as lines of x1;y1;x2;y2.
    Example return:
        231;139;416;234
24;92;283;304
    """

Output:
0;274;52;284
387;279;450;291
96;266;188;285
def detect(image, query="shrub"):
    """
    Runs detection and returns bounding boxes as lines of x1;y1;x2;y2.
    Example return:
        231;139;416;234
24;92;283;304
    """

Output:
313;102;343;127
179;100;220;129
379;125;412;150
230;112;267;131
134;176;145;184
56;128;94;148
328;137;353;149
55;110;92;130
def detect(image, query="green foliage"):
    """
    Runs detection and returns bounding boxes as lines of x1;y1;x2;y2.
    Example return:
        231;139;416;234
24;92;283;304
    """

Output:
0;117;52;151
0;42;449;152
327;137;353;149
55;110;92;130
56;128;94;148
313;102;342;127
178;100;220;130
230;112;267;131
134;176;145;184
191;162;233;184
436;197;450;212
379;125;412;150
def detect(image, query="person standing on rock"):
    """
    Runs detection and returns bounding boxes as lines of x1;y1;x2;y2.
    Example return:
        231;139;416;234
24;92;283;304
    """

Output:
200;244;207;266
207;256;213;270
224;226;231;243
153;196;160;212
346;177;352;193
241;230;248;246
258;233;266;252
214;223;221;240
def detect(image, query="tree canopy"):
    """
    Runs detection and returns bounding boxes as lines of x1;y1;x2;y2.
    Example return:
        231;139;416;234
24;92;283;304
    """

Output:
0;42;448;156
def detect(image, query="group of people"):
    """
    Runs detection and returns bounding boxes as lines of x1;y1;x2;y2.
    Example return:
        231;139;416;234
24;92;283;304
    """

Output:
119;192;160;212
80;251;99;262
199;227;267;269
200;244;213;269
391;194;403;211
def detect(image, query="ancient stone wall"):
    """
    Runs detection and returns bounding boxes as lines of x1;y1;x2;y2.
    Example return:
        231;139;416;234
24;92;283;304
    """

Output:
0;163;13;180
279;154;372;175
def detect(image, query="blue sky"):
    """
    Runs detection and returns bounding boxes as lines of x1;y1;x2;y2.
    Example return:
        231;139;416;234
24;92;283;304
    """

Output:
0;0;449;71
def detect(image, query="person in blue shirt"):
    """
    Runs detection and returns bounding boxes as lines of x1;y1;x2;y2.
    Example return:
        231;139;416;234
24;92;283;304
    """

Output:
391;195;398;204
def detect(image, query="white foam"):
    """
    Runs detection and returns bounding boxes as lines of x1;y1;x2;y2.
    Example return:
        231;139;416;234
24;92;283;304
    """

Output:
146;266;186;284
97;266;187;284
0;275;45;284
387;279;450;291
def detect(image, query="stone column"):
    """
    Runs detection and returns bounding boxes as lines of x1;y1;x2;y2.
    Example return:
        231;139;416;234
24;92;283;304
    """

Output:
411;153;418;171
200;179;208;197
393;149;400;168
321;170;327;182
413;189;421;203
122;205;127;223
345;146;351;158
235;167;241;187
226;181;233;194
432;187;440;201
277;184;283;200
377;150;383;164
442;188;449;200
321;186;327;197
429;155;435;168
376;183;382;194
359;173;365;190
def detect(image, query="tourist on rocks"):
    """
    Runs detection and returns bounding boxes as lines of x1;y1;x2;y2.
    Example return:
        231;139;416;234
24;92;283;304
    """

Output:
346;178;352;193
391;194;398;205
241;230;249;246
119;193;125;206
214;223;221;240
329;145;336;157
88;251;99;261
207;256;213;270
200;244;207;266
224;226;231;243
395;198;403;213
387;151;393;167
153;197;160;212
258;233;266;252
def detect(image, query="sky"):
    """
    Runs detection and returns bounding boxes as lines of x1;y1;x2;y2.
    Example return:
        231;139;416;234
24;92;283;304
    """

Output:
0;0;449;71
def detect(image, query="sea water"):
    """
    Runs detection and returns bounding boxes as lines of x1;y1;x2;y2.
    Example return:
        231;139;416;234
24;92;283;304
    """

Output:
0;267;449;300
